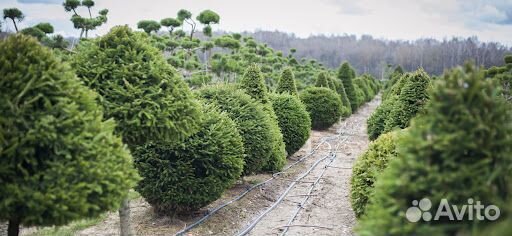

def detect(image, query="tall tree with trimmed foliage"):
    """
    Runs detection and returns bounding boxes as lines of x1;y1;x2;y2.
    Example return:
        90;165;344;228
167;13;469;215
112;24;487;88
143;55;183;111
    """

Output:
276;67;299;96
72;26;201;236
357;64;512;235
338;62;357;111
3;8;24;32
0;34;138;236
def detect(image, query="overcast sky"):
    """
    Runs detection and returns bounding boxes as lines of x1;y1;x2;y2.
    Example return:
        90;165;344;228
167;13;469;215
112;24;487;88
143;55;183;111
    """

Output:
1;0;512;45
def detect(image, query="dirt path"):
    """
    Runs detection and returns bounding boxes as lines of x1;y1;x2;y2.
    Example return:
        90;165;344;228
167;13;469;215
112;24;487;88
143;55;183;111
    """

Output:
50;96;380;236
242;96;380;236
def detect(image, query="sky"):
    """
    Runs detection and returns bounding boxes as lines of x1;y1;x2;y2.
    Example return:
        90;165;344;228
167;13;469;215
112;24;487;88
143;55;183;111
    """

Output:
1;0;512;45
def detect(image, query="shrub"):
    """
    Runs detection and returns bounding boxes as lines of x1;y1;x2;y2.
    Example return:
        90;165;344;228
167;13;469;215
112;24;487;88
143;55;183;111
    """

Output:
197;85;282;174
276;67;299;96
270;93;311;155
72;26;201;146
0;35;138;234
383;70;431;132
357;64;512;235
350;131;401;218
338;62;357;111
239;65;286;171
353;83;366;108
353;78;371;102
239;64;269;103
300;87;343;130
315;72;331;88
382;73;410;101
366;96;397;141
332;79;352;116
134;105;244;215
505;54;512;64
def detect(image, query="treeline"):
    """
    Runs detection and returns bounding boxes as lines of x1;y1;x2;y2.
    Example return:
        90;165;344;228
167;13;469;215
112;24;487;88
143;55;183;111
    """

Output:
239;30;511;78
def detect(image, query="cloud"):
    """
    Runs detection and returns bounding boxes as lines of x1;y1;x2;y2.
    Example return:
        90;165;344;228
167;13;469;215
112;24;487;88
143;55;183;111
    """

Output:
323;0;370;15
17;0;61;4
457;0;512;26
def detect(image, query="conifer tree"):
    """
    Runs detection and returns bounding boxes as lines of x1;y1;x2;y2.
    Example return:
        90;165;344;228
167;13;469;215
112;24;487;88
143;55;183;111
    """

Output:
0;34;138;236
338;62;357;111
357;64;512;235
276;67;299;96
239;64;269;103
315;71;331;88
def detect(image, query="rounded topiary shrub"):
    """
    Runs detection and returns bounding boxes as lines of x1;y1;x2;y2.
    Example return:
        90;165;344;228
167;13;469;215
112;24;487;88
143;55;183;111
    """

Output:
133;105;244;214
357;64;512;235
300;87;343;130
197;85;278;174
350;130;401;218
72;26;201;146
270;93;311;156
0;35;139;234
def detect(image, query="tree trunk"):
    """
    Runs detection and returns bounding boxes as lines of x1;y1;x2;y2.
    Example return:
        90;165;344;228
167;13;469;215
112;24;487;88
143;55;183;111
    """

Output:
79;28;84;39
11;20;18;33
119;198;132;236
7;219;20;236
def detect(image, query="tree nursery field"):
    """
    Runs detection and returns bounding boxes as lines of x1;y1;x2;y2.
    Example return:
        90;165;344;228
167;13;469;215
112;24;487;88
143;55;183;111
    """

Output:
1;1;512;235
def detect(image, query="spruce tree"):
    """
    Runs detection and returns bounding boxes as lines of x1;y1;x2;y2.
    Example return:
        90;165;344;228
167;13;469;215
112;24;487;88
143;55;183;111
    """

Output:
0;34;138;236
72;26;201;236
276;67;299;96
315;72;330;88
332;79;352;115
357;64;512;235
338;62;357;111
239;64;269;103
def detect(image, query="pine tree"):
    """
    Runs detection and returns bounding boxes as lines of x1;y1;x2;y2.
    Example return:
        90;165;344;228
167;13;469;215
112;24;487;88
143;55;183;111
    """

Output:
357;63;512;235
338;62;357;111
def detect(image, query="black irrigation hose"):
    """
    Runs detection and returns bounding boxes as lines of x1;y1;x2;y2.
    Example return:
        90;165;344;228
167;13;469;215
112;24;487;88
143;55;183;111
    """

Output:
174;134;335;236
280;135;349;236
237;120;353;236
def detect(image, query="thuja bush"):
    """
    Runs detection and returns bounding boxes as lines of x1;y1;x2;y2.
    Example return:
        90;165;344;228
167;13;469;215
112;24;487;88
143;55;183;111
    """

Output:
197;85;280;174
383;69;431;133
300;87;343;130
72;26;201;145
0;35;138;235
276;67;299;96
338;62;357;111
270;93;311;156
350;130;401;218
239;65;286;171
133;105;244;215
357;64;512;235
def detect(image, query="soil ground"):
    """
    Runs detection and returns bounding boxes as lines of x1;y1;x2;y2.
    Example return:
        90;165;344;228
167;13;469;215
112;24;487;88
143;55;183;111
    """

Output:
18;95;380;236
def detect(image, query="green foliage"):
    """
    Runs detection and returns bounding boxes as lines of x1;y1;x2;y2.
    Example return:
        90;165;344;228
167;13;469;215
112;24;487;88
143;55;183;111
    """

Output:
353;83;366;108
197;85;280;174
350;131;401;218
270;93;311;155
353;77;371;102
315;72;331;88
338;62;357;111
72;26;201;146
196;10;220;25
3;7;24;32
137;20;161;35
0;34;138;229
214;35;240;50
332;79;352;116
366;96;397;141
134;105;244;214
300;87;343;130
20;27;46;40
384;70;431;132
276;67;298;96
357;64;512;235
239;64;269;103
504;54;512;64
177;9;192;21
34;22;54;34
